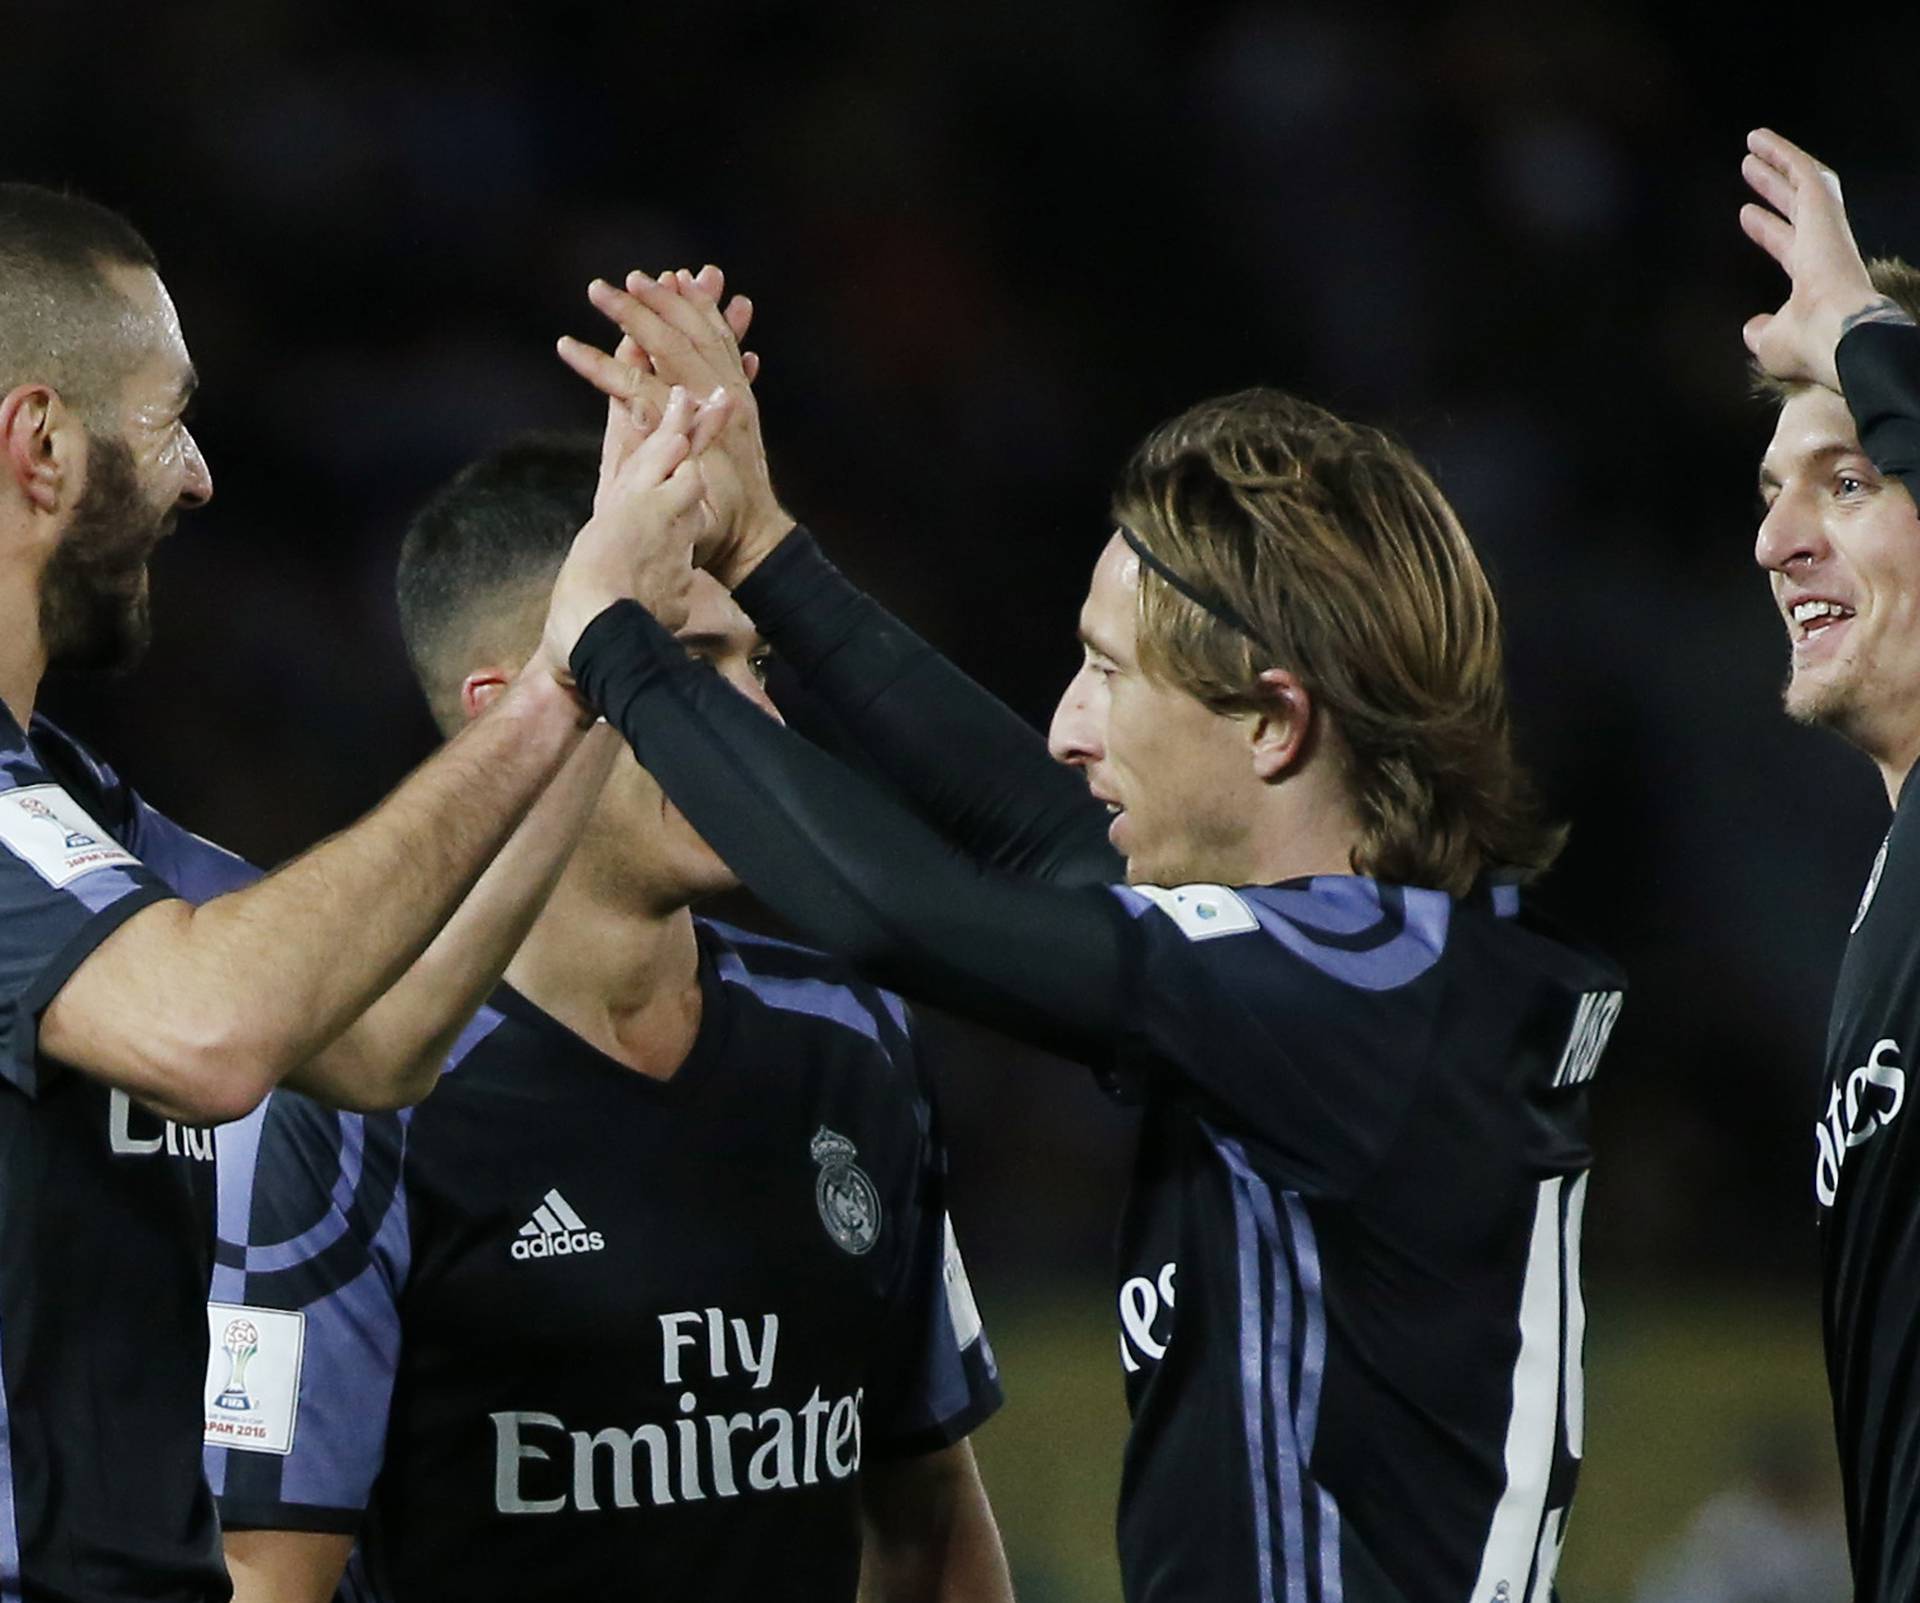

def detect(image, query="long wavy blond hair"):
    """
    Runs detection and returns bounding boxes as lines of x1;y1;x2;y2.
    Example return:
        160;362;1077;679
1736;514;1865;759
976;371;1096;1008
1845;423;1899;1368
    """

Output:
1114;388;1564;896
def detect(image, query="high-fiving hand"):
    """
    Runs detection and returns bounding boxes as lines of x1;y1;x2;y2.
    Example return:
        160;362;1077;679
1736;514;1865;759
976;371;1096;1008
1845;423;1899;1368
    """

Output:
539;369;734;692
558;266;794;588
1740;127;1913;392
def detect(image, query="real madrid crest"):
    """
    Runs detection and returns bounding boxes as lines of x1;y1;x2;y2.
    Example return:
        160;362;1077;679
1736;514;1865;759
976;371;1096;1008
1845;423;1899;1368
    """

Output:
811;1126;882;1255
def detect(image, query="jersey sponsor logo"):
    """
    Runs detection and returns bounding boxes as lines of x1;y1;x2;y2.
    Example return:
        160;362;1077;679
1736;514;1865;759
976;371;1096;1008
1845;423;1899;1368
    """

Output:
1853;832;1891;934
942;1215;984;1350
510;1187;605;1260
811;1127;882;1255
1815;1037;1906;1208
1552;990;1623;1088
0;783;139;887
202;1301;305;1454
108;1087;215;1161
492;1303;860;1512
1132;883;1259;941
1117;1259;1178;1374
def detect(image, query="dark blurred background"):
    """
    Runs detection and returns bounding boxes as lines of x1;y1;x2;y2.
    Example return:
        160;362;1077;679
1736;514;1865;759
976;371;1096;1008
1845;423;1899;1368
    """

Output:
21;2;1920;1595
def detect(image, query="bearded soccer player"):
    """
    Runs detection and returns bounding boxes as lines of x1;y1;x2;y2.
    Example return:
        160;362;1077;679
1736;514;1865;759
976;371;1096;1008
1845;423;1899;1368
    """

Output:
0;186;730;1601
1742;128;1920;1601
539;270;1626;1602
203;437;1010;1603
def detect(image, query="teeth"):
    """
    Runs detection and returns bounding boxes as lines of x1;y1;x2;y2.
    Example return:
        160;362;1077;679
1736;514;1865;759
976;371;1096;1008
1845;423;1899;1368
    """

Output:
1104;803;1122;815
1791;599;1853;626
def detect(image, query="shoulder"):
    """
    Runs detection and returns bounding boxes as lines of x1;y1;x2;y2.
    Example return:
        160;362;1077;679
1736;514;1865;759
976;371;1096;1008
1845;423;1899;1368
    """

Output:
1112;876;1456;994
698;916;915;1058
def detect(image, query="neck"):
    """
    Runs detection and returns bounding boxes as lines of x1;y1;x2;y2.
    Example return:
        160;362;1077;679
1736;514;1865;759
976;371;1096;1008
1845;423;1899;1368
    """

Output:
502;868;703;1081
0;551;46;731
1238;757;1366;887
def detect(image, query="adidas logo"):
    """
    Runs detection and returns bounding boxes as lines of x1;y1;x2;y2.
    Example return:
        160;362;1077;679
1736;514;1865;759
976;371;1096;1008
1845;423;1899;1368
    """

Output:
510;1189;606;1261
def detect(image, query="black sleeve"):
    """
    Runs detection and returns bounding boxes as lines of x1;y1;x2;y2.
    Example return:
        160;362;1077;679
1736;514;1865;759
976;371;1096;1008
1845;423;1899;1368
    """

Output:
572;601;1131;1064
1837;319;1920;504
733;529;1123;886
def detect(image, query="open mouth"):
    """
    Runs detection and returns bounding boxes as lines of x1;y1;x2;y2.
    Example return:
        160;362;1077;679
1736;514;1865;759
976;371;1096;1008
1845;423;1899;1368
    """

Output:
1789;597;1855;650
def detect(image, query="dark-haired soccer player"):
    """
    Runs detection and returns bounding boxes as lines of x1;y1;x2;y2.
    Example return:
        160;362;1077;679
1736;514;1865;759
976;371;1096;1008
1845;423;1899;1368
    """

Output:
1742;128;1920;1603
203;436;1010;1603
0;184;725;1601
547;271;1626;1602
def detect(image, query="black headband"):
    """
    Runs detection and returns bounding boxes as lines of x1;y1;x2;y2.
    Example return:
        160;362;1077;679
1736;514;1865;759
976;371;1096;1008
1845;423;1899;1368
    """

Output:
1117;524;1271;654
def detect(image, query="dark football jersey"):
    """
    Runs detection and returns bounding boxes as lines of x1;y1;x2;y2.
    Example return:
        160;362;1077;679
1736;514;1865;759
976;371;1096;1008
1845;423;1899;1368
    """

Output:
1102;878;1620;1603
1818;773;1920;1601
204;920;1000;1602
0;705;258;1603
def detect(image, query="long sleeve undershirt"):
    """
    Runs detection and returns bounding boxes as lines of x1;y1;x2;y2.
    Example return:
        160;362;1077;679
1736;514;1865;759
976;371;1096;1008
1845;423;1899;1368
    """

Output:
732;530;1124;888
1838;320;1920;505
571;601;1131;1066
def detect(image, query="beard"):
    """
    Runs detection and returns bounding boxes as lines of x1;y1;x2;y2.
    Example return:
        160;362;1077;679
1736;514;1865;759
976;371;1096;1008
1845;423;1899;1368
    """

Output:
38;430;172;674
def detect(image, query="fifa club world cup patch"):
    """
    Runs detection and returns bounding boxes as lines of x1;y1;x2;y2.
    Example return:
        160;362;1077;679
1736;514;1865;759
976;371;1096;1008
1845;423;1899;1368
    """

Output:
0;784;138;888
202;1302;306;1455
941;1214;983;1349
811;1127;882;1255
1133;883;1259;942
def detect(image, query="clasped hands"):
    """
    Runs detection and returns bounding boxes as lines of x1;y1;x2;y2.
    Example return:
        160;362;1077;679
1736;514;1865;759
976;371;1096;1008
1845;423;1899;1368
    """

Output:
538;263;790;693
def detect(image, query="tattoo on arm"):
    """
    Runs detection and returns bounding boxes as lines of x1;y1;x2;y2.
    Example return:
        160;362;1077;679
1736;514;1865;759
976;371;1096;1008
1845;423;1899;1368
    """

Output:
1840;298;1919;336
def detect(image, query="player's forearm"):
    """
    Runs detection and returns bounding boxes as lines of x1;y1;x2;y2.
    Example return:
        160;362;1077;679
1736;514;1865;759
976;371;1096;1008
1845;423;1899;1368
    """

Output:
733;529;1120;885
42;670;587;1123
858;1444;1015;1603
571;600;1125;1064
285;724;619;1109
1838;318;1920;506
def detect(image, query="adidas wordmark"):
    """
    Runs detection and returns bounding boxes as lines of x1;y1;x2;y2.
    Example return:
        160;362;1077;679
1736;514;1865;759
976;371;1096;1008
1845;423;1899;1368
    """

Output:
510;1189;605;1261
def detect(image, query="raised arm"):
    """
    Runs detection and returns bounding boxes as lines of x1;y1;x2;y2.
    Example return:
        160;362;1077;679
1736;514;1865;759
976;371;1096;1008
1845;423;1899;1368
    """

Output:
571;595;1128;1065
39;667;585;1123
558;272;1120;886
38;389;726;1122
281;725;621;1107
1741;126;1920;503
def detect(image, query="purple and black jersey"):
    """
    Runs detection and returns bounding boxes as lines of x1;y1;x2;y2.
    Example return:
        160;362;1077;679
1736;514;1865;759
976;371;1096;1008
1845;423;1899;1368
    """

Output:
567;527;1625;1602
1105;877;1615;1603
204;919;999;1603
0;704;257;1603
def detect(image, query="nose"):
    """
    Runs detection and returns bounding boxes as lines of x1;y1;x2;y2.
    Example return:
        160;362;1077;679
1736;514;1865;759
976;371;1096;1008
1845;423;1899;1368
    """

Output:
177;427;213;508
1754;484;1822;575
1046;665;1102;767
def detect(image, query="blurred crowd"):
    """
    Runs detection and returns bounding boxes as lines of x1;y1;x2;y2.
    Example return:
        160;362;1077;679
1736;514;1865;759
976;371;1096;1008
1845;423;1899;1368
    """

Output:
22;0;1920;1302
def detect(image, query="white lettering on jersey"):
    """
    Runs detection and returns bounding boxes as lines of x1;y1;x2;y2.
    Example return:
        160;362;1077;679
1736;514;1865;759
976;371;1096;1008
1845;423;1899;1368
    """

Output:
1552;991;1623;1088
1117;1260;1178;1374
658;1308;779;1390
1132;884;1259;942
509;1187;605;1260
201;1302;306;1454
109;1088;215;1162
0;783;139;887
490;1385;865;1513
1815;1038;1907;1208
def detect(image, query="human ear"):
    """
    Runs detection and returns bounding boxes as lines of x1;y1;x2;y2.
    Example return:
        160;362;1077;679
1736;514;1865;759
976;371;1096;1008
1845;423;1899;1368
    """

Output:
1248;668;1313;782
0;385;76;515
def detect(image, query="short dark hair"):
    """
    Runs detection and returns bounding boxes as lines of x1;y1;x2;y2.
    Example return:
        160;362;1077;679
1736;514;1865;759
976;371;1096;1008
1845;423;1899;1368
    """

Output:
397;433;598;730
0;183;159;421
1116;388;1564;895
